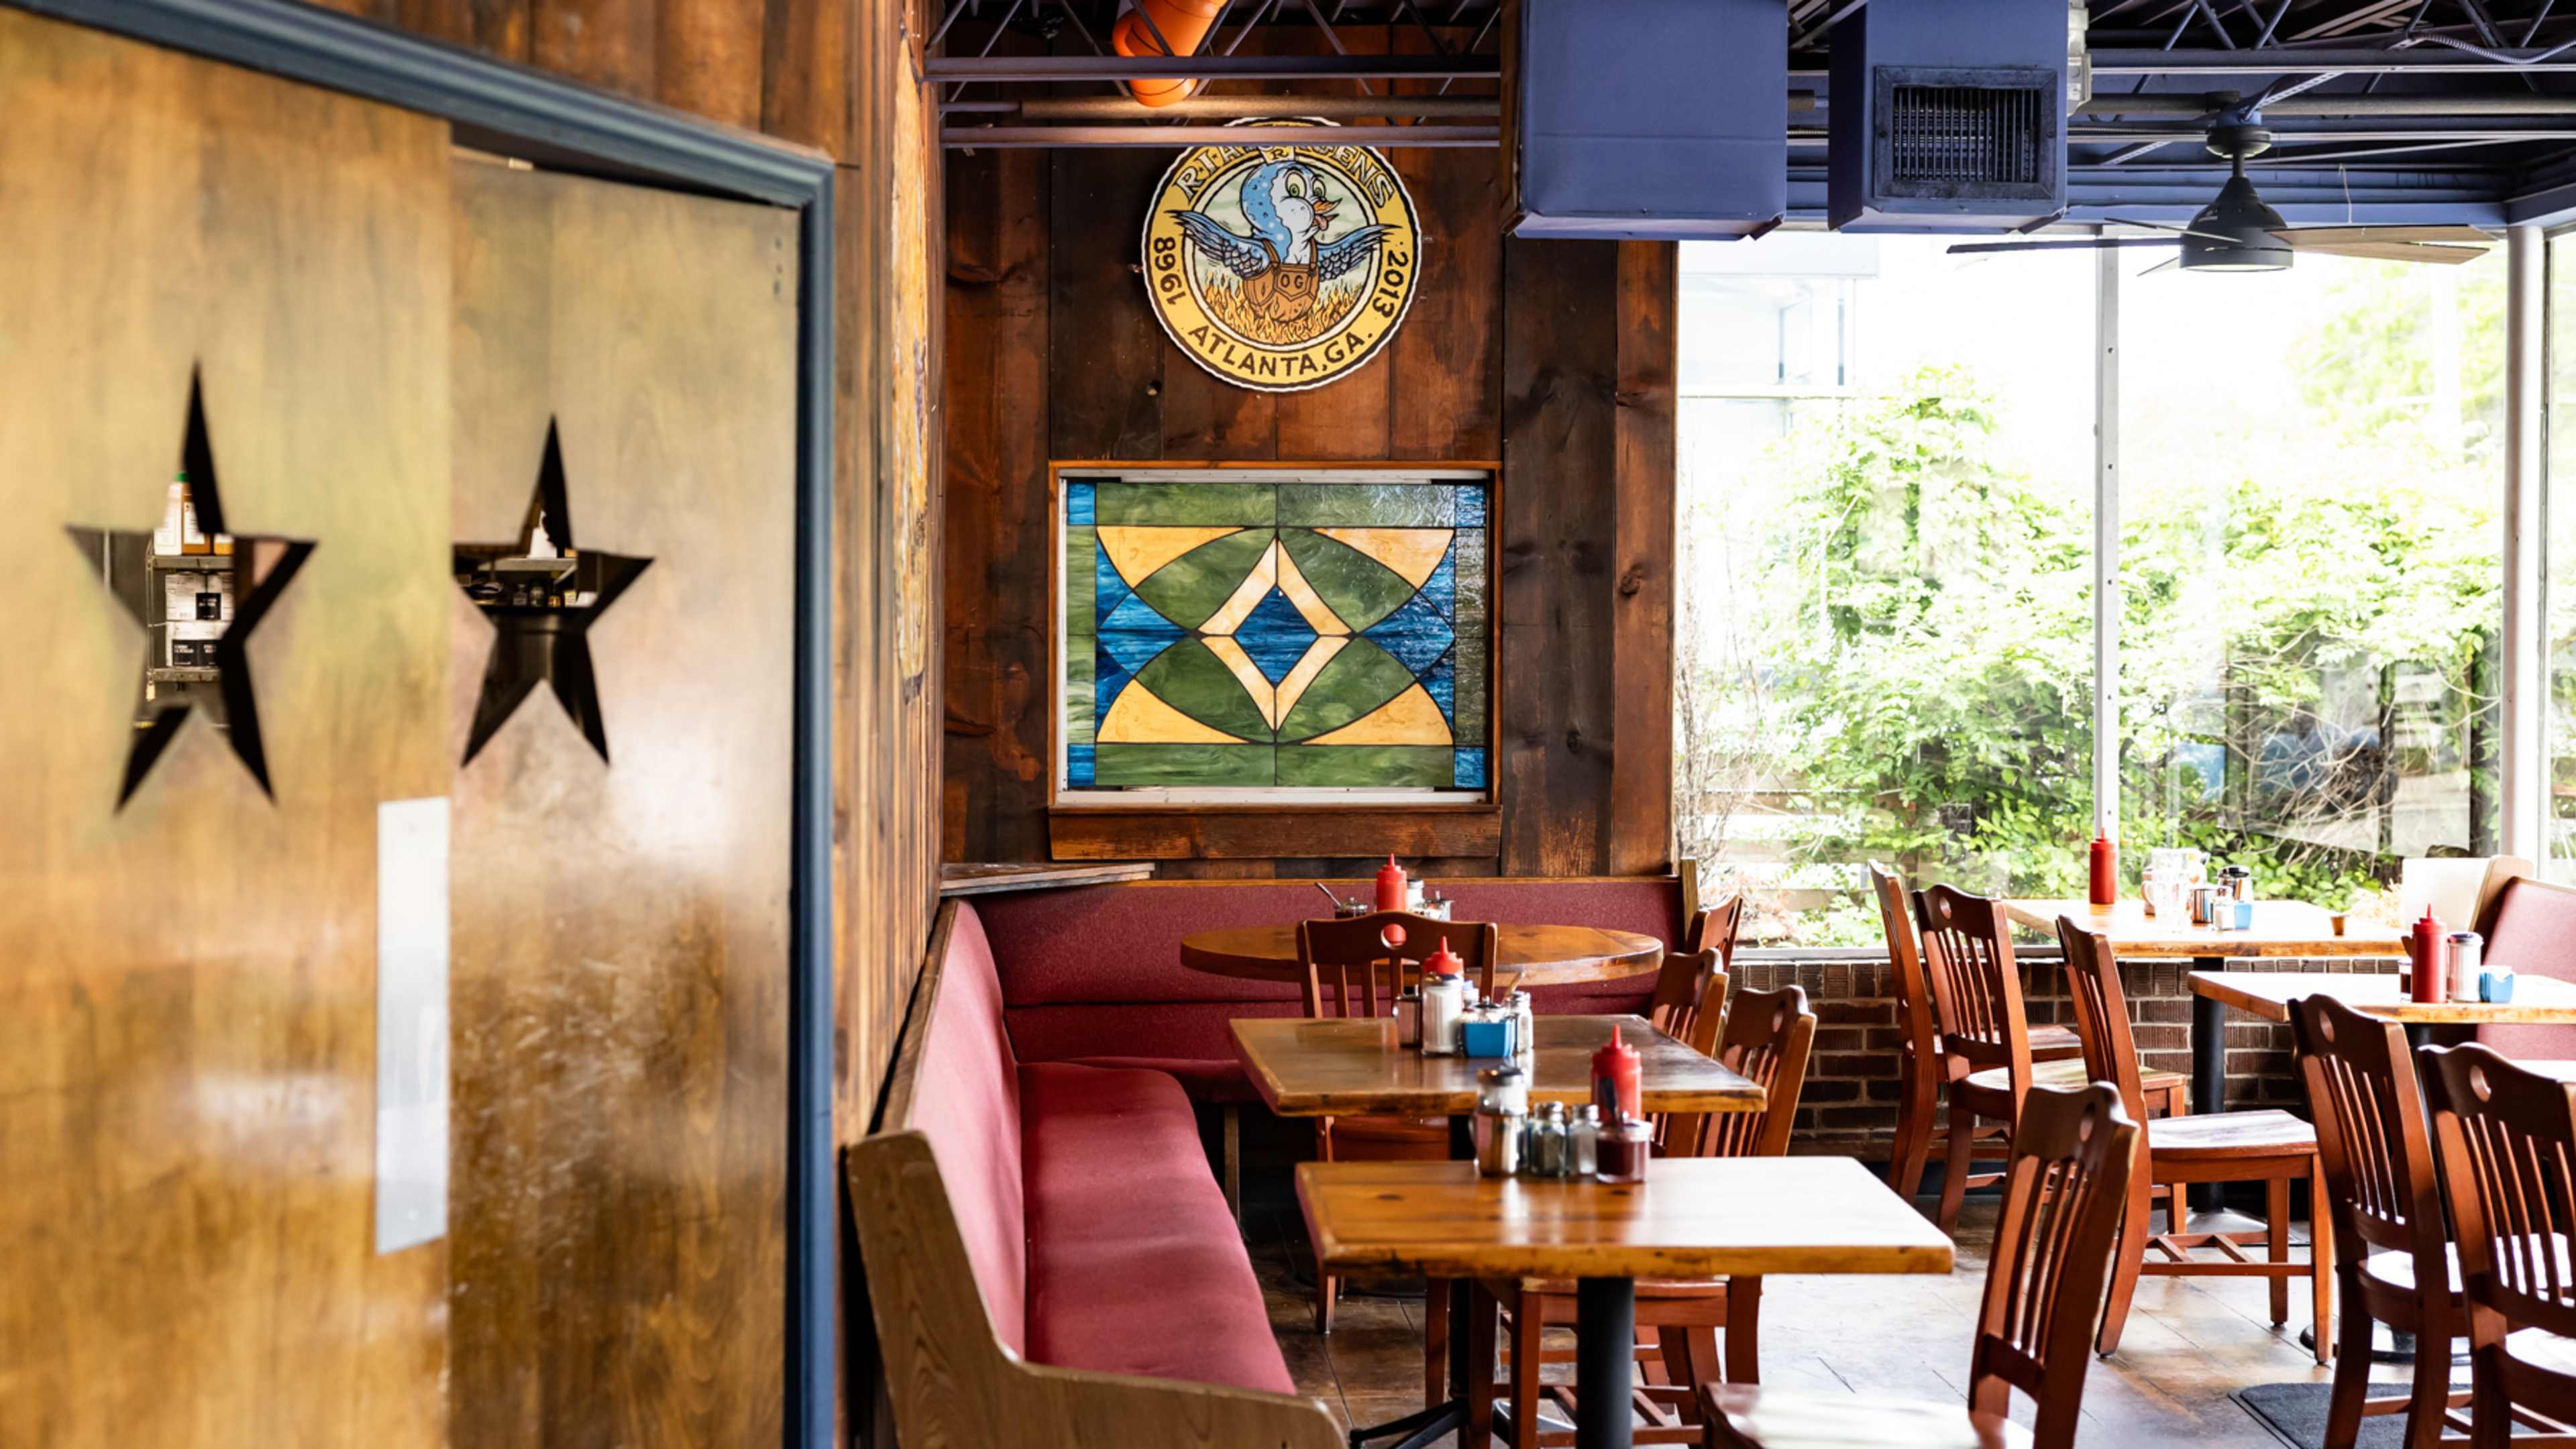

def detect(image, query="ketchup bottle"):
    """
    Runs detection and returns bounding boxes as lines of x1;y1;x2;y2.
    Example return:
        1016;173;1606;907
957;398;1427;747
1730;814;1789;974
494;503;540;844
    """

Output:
1592;1024;1642;1122
2088;833;2118;907
2410;907;2448;1004
1375;854;1407;913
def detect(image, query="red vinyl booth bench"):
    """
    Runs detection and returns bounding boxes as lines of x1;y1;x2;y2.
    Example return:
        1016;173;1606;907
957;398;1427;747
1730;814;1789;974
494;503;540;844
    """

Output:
847;900;1340;1449
971;874;1695;1104
2473;873;2576;1058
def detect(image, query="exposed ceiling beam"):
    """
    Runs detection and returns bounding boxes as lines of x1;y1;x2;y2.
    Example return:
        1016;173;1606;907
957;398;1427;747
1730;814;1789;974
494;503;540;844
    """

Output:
924;54;1496;81
2089;43;2576;70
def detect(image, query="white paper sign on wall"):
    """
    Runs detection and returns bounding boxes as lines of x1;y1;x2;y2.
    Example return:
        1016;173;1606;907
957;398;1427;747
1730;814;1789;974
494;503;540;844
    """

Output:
375;796;449;1254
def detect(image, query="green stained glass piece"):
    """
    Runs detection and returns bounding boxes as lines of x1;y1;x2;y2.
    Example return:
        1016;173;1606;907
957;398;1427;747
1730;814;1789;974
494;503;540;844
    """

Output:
1132;638;1273;741
1276;637;1414;743
1096;482;1277;526
1065;647;1095;747
1280;528;1417;634
1277;745;1453;788
1132;527;1276;630
1093;744;1276;786
1277;484;1452;527
1065;525;1097;639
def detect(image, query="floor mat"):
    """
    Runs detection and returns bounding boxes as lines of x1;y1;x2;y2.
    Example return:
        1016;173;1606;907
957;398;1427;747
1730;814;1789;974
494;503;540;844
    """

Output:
2234;1380;2467;1449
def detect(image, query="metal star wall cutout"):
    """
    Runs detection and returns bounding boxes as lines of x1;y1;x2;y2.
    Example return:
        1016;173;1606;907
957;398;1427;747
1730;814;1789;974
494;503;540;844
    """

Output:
66;368;315;807
454;419;651;765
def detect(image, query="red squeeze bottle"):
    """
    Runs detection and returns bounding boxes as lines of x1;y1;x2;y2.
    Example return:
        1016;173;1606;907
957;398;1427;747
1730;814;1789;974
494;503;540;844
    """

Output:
2088;833;2117;907
1375;855;1407;913
1592;1025;1642;1122
2410;907;2448;1004
1425;943;1461;978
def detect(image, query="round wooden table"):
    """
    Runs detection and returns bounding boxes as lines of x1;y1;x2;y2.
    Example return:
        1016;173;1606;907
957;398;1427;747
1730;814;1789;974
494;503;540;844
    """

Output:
1179;922;1664;986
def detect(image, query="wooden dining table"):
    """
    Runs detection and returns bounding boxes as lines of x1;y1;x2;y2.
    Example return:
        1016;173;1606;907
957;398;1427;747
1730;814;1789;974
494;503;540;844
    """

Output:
1299;1157;1953;1449
1234;1013;1762;1449
1182;921;1664;987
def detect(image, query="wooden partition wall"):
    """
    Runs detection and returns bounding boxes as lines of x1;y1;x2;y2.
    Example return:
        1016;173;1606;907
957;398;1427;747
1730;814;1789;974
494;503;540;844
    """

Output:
943;136;1679;879
0;17;454;1443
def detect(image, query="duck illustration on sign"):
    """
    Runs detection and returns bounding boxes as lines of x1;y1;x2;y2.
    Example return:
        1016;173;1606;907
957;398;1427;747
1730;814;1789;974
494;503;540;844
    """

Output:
1143;121;1421;394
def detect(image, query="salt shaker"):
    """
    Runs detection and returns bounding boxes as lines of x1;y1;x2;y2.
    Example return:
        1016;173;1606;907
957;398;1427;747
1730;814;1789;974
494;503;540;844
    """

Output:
1509;989;1536;1057
1568;1104;1601;1177
1473;1066;1527;1176
1393;985;1421;1048
1525;1102;1568;1177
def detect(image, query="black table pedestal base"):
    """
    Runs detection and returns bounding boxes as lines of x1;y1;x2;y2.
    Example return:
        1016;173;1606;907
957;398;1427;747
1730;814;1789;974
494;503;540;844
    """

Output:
1575;1277;1638;1449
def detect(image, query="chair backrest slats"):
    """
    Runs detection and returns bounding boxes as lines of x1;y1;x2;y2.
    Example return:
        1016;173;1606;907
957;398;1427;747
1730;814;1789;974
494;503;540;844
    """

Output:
1868;863;1941;1077
2423;1044;2576;1342
2054;918;2146;1118
2290;994;2440;1264
1295;913;1499;1020
1648;947;1727;1057
1686;984;1814;1160
1970;1083;2138;1449
1914;884;2033;1091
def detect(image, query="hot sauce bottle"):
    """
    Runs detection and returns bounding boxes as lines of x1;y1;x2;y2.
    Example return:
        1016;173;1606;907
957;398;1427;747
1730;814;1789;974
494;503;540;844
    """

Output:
2089;833;2118;907
2410;907;2448;1004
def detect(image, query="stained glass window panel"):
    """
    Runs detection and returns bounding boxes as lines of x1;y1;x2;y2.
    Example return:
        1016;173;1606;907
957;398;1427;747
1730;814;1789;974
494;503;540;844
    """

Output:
1061;472;1493;795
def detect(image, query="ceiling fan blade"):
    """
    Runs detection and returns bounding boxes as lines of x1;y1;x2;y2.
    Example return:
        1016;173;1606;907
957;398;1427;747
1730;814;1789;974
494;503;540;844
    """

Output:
2138;256;2180;274
2100;216;2241;244
1946;237;2183;256
2282;237;2489;264
2273;224;2498;245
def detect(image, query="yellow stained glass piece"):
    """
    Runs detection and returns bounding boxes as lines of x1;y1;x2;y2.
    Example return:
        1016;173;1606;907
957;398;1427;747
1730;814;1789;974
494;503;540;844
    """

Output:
1302;682;1452;747
1273;537;1350;635
1312;527;1452;590
1270;635;1350;722
1099;525;1244;587
1201;636;1280;728
1099;682;1249;744
1199;538;1281;635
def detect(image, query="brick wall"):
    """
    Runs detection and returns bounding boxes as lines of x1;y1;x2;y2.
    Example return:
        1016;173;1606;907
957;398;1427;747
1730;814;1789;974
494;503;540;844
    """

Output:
1727;953;2405;1152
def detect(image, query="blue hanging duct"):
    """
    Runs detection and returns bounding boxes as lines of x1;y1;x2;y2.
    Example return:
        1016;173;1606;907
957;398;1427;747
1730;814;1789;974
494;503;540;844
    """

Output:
1829;0;2074;233
1509;0;1786;240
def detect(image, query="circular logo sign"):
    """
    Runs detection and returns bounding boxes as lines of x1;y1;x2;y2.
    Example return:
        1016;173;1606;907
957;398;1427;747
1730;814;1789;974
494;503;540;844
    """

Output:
1142;121;1421;394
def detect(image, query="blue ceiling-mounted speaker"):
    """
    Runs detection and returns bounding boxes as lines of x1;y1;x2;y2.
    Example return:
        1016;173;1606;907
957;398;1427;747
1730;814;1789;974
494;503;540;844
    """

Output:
1508;0;1786;240
1829;0;2074;233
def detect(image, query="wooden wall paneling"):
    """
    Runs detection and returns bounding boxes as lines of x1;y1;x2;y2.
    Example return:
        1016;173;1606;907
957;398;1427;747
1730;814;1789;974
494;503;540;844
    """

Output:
0;15;452;1446
529;0;657;99
1498;237;1621;875
655;0;768;129
1049;146;1171;460
446;161;799;1449
1049;807;1503;861
1271;24;1393;462
1387;28;1503;458
1609;241;1676;875
943;144;1053;865
392;0;533;61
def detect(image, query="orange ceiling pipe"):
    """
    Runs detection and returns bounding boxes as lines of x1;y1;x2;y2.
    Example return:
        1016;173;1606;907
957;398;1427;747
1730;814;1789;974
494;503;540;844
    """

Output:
1113;0;1229;106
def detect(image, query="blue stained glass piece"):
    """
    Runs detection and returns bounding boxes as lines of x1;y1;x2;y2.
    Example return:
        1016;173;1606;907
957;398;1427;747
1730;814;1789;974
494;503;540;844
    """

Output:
1362;587;1454;678
1067;482;1095;526
1456;487;1485;529
1068;743;1096;786
1421;647;1456;724
1100;594;1183;674
1454;747;1487;790
1421;544;1455;622
1095;539;1131;622
1235;587;1320;684
1094;647;1134;730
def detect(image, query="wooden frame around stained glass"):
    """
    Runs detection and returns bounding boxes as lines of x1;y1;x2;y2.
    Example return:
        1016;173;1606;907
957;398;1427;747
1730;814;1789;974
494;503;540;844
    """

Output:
1053;462;1497;804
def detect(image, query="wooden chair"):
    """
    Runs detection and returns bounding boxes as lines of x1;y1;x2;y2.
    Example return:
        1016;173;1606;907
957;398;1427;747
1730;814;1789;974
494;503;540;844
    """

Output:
1868;865;2088;1203
2420;1044;2576;1448
2290;994;2469;1448
1700;1083;2140;1449
1475;984;1815;1448
1922;885;2186;1233
2058;918;2330;1362
1295;910;1499;1336
1649;895;1738;1155
1682;890;1743;965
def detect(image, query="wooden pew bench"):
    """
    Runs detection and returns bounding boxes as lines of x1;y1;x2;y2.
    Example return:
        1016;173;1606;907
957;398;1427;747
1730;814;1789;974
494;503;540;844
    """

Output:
848;899;1340;1448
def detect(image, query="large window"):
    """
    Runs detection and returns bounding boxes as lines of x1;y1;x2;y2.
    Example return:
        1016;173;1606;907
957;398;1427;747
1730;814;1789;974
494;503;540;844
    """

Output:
1678;231;2506;945
2550;232;2576;878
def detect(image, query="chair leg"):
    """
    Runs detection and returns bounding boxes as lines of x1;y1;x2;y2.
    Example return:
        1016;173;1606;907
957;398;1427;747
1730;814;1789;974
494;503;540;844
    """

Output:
1935;1099;1976;1234
2400;1299;2451;1449
2267;1175;2292;1327
1654;1323;1696;1389
1426;1279;1450;1407
2096;1162;2151;1358
1468;1285;1500;1446
1315;1269;1336;1336
1510;1287;1545;1449
1723;1279;1762;1385
2471;1343;2514;1449
2308;1162;2334;1366
1892;1071;1936;1201
2319;1265;2375;1449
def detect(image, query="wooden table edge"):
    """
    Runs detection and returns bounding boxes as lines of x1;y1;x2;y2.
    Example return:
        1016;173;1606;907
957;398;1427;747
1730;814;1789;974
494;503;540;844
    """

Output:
1999;900;2404;958
1228;1016;1768;1118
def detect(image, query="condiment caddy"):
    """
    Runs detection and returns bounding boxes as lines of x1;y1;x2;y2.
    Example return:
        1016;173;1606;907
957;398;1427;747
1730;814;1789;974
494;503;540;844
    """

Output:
1468;1024;1651;1185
